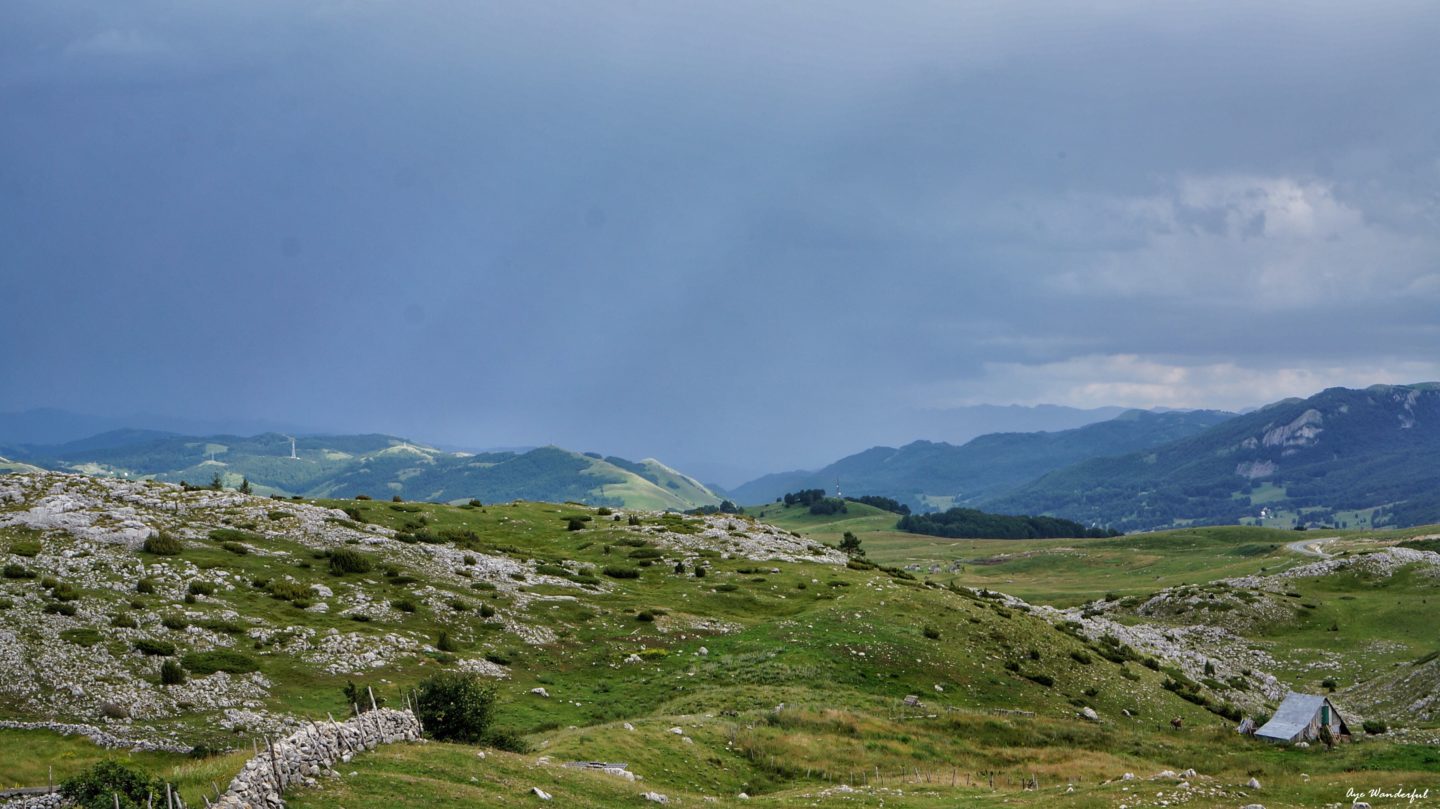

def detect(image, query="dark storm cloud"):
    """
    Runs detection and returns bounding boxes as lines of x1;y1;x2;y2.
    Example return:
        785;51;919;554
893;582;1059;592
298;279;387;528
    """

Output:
2;1;1439;482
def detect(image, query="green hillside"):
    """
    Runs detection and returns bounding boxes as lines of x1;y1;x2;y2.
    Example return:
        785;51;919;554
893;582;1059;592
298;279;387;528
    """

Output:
987;384;1440;532
731;410;1233;507
9;433;721;511
2;473;1437;809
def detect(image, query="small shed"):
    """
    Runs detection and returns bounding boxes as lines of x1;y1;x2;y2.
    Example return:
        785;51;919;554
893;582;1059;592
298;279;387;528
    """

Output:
1254;693;1350;744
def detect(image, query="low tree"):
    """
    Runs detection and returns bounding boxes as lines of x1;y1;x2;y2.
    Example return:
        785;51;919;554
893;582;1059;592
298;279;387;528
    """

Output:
415;671;497;743
238;477;252;495
61;761;165;809
209;473;223;491
839;531;865;558
159;659;186;686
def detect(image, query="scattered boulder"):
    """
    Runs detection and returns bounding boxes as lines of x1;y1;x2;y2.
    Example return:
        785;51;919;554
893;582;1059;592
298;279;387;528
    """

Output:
642;792;669;804
1247;777;1261;789
531;687;550;698
1080;707;1099;721
531;787;552;801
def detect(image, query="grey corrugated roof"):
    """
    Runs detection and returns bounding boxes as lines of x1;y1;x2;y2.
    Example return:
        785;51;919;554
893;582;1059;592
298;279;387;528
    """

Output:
1255;693;1326;741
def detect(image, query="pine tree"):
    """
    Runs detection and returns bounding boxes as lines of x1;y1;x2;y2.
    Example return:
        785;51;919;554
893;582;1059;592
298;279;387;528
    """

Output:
239;477;252;495
210;473;223;491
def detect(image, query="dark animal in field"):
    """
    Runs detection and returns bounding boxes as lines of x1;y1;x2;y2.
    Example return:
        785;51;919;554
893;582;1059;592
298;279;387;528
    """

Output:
1170;717;1184;730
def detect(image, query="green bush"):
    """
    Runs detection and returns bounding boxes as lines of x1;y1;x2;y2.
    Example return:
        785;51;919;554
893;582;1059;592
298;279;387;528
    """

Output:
1070;650;1093;665
415;671;497;743
61;760;166;809
328;547;374;575
437;631;459;652
60;628;103;647
221;541;249;555
135;579;156;594
161;615;189;631
602;566;640;579
2;563;34;579
182;650;259;675
187;581;216;596
566;518;586;531
922;626;941;640
44;602;77;616
133;638;176;657
160;659;187;685
9;540;41;557
392;598;418;613
142;533;183;556
1363;719;1388;734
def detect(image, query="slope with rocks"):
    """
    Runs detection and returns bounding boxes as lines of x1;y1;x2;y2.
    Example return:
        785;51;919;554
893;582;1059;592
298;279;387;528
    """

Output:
989;383;1440;531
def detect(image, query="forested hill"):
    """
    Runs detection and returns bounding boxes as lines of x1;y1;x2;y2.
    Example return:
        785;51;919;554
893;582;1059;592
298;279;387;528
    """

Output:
731;409;1233;506
984;383;1440;532
1;432;720;511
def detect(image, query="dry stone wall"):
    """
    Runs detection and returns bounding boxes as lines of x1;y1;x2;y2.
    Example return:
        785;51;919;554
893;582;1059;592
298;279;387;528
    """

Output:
213;708;421;809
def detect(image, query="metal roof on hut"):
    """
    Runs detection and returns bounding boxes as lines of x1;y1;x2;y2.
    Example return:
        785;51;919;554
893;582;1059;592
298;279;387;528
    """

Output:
1254;693;1350;743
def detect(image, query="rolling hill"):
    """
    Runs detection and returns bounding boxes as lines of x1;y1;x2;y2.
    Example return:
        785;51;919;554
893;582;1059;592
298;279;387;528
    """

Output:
3;432;721;511
985;383;1440;532
731;409;1234;507
3;472;1437;808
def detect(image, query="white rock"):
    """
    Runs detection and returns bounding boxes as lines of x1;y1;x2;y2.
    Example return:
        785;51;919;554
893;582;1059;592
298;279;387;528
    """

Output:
1122;772;1135;781
531;787;552;801
1080;707;1099;721
697;647;708;656
1247;777;1261;789
669;726;684;735
531;687;550;698
642;792;669;804
623;723;635;731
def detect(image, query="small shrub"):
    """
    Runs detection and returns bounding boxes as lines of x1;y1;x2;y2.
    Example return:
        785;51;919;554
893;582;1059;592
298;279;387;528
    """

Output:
636;611;656;622
221;541;249;555
1024;673;1055;688
566;518;586;531
922;626;941;640
161;615;189;630
182;650;260;675
142;532;183;556
135;579;156;594
160;659;187;685
602;566;640;579
3;563;35;579
44;602;77;615
392;598;418;613
437;631;459;652
1362;719;1388;735
484;652;511;666
9;540;41;557
1321;677;1338;691
485;728;530;753
415;671;497;743
328;547;374;575
1070;650;1093;665
61;760;164;809
133;638;176;657
187;581;216;596
60;628;103;647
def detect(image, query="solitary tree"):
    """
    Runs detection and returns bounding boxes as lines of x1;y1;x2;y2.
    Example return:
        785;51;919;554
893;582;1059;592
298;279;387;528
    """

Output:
839;531;865;558
239;477;252;495
209;473;223;491
415;671;497;743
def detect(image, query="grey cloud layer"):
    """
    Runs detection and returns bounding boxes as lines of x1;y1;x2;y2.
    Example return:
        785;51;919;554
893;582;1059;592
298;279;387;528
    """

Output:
2;1;1438;481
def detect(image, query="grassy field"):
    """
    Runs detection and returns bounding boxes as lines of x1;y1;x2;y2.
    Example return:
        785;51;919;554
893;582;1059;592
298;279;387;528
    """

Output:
4;478;1439;808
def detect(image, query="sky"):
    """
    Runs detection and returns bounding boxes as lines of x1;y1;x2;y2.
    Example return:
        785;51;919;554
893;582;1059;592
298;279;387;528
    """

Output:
2;1;1439;485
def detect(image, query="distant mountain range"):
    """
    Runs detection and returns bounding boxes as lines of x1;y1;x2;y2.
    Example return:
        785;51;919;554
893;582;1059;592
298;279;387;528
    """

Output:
0;431;721;511
730;409;1235;507
987;383;1440;531
7;384;1439;530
